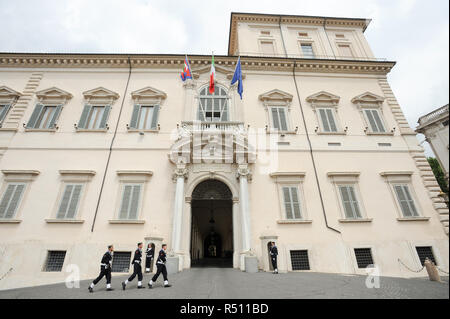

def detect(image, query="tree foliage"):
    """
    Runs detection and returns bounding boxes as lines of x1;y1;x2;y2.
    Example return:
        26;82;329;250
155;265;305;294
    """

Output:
427;157;449;194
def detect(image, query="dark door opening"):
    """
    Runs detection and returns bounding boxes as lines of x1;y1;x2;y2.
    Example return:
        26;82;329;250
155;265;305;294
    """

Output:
190;179;233;268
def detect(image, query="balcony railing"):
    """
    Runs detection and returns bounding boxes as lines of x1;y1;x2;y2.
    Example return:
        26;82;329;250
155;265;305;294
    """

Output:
237;52;388;62
417;104;449;128
180;121;245;132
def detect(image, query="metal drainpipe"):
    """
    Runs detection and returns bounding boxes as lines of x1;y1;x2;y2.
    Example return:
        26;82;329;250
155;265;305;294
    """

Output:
292;60;341;234
91;56;133;232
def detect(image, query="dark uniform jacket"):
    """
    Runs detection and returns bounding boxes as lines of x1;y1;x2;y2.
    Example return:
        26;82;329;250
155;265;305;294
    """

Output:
146;247;154;260
101;251;113;269
270;246;278;258
132;249;143;265
156;249;167;265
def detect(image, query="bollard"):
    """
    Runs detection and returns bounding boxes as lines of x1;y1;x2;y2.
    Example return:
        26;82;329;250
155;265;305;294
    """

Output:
424;258;441;282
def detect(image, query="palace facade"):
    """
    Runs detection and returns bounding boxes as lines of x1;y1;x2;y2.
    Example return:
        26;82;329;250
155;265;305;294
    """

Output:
0;12;448;290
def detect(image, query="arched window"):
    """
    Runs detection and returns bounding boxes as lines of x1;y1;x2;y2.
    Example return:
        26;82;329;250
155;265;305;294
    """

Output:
197;86;229;122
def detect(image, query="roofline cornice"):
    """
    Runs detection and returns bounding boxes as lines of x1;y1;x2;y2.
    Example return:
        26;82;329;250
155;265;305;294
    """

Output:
0;53;395;75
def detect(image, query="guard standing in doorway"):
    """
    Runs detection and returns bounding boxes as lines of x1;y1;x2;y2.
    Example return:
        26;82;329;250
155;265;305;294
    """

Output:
270;241;278;274
148;244;171;288
145;243;154;273
122;242;145;290
89;244;114;292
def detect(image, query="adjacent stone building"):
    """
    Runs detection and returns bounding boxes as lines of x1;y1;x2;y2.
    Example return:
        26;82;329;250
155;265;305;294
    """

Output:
0;12;448;290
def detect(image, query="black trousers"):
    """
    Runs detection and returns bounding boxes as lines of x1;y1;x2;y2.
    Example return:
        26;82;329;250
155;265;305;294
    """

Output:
127;263;143;282
93;266;111;285
145;257;153;269
271;257;278;270
151;263;168;282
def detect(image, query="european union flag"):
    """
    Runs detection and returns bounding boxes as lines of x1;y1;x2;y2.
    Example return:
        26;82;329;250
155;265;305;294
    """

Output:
231;57;243;99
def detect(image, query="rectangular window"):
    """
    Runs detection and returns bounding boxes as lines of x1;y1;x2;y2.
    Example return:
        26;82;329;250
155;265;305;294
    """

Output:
137;106;156;130
261;41;275;55
270;107;288;131
318;108;338;132
338;44;353;57
298;32;308;37
393;184;419;217
290;250;310;270
300;44;315;58
26;104;62;129
86;106;106;129
77;104;111;130
57;184;83;219
0;183;26;219
43;251;66;272
111;251;132;272
415;246;437;266
354;248;374;268
282;186;302;219
338;185;362;219
119;184;142;220
364;109;386;133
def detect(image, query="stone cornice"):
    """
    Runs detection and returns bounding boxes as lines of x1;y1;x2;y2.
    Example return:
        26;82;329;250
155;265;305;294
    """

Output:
228;12;371;55
0;53;396;75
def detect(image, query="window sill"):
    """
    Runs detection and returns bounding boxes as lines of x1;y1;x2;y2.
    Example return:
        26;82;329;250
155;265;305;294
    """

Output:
316;131;347;135
109;219;145;224
127;129;159;133
45;219;85;224
0;219;22;224
366;131;394;136
338;218;373;223
0;127;18;132
277;219;312;224
76;129;108;133
397;217;430;222
266;130;297;135
24;128;57;132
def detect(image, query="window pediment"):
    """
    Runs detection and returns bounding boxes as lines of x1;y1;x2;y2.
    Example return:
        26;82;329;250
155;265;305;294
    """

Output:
35;87;73;104
259;89;293;103
351;92;384;107
131;86;167;105
306;91;340;106
0;86;22;103
83;87;119;104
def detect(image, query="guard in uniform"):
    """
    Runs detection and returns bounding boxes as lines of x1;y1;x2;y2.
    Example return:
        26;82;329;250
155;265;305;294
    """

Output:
89;245;114;292
270;241;278;274
145;243;155;273
122;242;145;289
148;244;171;288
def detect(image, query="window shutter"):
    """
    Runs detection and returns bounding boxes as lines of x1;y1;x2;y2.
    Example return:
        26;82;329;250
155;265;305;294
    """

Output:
371;110;386;132
326;109;337;132
128;185;141;219
48;105;62;129
339;186;356;218
364;109;378;132
271;108;280;130
0;104;11;124
282;187;293;219
0;184;25;219
26;104;44;129
57;184;73;219
278;108;288;131
150;105;160;130
290;187;302;219
348;186;362;218
99;105;111;129
66;185;82;218
318;109;329;132
78;104;92;129
402;185;418;217
119;185;132;219
129;104;141;129
394;185;417;217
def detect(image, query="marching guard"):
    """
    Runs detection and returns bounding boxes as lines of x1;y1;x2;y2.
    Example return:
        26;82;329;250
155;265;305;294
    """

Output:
89;244;114;292
122;242;145;289
270;241;278;274
148;244;171;288
145;243;155;273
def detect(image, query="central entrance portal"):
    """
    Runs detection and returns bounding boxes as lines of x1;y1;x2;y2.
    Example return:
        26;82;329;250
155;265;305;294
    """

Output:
190;179;233;268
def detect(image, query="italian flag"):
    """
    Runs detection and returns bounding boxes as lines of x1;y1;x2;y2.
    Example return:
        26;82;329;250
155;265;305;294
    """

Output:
209;54;215;94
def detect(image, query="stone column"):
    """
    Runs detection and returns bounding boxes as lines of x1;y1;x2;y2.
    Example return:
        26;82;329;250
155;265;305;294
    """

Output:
171;163;188;253
232;198;241;269
183;79;197;121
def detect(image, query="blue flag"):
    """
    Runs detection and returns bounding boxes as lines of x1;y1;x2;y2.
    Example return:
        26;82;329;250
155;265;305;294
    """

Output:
231;57;243;99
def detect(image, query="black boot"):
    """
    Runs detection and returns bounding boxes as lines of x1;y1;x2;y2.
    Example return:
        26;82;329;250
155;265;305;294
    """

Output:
121;282;126;290
148;283;153;289
137;285;145;289
164;284;172;288
106;288;114;291
88;286;93;293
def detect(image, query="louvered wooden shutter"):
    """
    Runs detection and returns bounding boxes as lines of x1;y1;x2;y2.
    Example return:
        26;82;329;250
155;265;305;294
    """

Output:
325;109;337;132
278;108;288;131
0;184;25;219
57;184;83;219
48;105;62;129
129;104;141;129
119;185;132;219
119;184;141;219
271;108;280;130
26;104;44;129
282;186;301;219
99;105;111;129
150;105;159;130
318;109;329;132
339;185;361;218
394;185;418;217
0;104;11;124
78;104;92;129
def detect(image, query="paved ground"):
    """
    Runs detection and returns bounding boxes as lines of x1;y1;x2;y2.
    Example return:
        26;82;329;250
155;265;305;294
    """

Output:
0;268;448;299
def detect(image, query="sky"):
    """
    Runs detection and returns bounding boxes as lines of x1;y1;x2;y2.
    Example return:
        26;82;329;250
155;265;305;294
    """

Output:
0;0;448;156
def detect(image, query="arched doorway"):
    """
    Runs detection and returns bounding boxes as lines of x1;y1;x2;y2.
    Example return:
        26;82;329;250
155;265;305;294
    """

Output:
190;179;233;268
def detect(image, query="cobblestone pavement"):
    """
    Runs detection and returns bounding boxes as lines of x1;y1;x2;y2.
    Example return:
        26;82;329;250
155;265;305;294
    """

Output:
0;268;448;299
